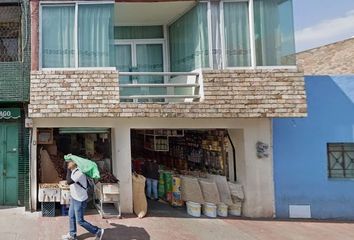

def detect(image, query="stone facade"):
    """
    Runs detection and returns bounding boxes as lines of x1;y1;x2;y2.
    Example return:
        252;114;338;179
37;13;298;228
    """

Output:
297;38;354;75
29;69;307;118
29;70;120;117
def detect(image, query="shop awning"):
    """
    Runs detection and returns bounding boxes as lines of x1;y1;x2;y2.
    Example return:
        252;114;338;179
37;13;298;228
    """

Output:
59;128;110;134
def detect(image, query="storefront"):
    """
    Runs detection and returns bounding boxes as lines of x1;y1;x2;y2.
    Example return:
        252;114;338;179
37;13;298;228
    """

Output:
0;107;28;207
29;118;275;218
34;127;120;215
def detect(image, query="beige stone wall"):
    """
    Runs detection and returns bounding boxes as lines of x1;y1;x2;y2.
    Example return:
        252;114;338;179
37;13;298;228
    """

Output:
29;70;120;117
29;68;307;118
297;38;354;75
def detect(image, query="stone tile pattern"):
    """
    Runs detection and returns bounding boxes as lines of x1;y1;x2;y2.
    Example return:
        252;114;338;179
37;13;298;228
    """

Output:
29;69;307;118
29;70;120;117
297;38;354;75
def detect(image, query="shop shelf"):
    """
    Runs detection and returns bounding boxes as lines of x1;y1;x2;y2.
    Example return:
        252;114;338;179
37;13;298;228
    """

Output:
94;182;121;219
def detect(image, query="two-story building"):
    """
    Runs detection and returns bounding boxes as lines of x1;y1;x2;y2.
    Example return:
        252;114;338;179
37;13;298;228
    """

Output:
29;0;306;218
0;0;30;208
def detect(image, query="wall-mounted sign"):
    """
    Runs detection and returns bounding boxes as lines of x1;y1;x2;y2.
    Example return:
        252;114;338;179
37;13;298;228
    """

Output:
0;108;21;120
256;141;269;159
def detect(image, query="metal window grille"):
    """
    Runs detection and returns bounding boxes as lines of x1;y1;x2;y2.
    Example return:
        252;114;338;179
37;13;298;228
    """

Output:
0;4;21;62
328;143;354;178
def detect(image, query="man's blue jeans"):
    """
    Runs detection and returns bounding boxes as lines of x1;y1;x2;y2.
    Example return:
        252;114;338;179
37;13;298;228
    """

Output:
146;178;158;199
69;198;99;237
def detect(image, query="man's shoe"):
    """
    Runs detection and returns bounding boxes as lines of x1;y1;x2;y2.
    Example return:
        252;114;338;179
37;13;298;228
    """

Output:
61;233;77;240
96;228;105;240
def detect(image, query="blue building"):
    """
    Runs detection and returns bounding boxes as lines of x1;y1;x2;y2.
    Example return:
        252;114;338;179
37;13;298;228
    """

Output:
274;38;354;219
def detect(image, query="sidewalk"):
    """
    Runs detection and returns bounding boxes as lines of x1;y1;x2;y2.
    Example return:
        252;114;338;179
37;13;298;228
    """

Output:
1;206;354;240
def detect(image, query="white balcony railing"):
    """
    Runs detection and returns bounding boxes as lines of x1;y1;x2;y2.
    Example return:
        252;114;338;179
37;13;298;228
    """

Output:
119;72;201;103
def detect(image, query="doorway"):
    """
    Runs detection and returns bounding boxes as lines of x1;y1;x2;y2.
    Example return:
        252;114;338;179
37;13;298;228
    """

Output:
0;123;18;205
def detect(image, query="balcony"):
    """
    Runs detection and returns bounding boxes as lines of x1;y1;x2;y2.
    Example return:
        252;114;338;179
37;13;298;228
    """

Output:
119;71;201;103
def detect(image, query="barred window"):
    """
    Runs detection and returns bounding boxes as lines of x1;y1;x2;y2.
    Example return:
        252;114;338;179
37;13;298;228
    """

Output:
328;143;354;178
0;4;21;62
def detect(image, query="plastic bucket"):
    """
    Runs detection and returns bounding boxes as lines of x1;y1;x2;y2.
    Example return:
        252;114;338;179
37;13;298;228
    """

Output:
217;203;228;217
203;202;217;218
186;201;201;217
228;202;242;216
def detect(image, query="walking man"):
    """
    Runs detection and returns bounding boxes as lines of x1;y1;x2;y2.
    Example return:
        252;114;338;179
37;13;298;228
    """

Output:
62;160;104;240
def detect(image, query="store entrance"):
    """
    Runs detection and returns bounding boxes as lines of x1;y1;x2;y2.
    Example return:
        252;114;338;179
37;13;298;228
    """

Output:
36;127;118;215
131;129;243;217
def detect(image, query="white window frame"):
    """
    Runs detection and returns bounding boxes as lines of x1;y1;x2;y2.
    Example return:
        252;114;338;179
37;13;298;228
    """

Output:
220;0;297;70
114;39;167;74
39;1;115;70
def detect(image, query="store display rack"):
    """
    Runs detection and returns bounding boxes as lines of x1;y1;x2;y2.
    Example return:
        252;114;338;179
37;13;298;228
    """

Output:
94;182;121;219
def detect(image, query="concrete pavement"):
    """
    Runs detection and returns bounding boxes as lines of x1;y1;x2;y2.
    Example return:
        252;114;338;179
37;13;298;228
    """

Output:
1;205;354;240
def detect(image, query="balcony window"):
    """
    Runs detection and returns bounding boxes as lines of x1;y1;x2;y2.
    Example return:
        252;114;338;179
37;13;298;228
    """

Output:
0;5;21;62
114;26;166;101
223;1;251;67
254;0;296;66
114;26;163;40
41;3;114;68
169;3;209;72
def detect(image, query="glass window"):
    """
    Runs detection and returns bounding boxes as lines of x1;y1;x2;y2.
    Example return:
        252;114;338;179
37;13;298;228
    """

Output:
253;0;296;66
328;143;354;178
42;6;75;68
41;4;114;68
169;3;209;72
0;5;21;62
78;4;113;67
223;1;251;67
114;26;163;40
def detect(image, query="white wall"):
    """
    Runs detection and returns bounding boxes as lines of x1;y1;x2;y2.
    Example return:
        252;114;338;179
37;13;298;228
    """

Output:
31;117;274;217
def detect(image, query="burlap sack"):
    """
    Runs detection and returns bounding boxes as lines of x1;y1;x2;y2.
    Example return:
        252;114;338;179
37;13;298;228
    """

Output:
207;174;233;205
132;174;147;218
180;176;204;204
40;148;61;183
228;182;244;203
198;178;220;204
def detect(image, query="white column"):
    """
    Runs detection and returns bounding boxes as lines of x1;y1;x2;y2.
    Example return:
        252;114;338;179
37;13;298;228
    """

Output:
241;119;274;218
112;126;133;213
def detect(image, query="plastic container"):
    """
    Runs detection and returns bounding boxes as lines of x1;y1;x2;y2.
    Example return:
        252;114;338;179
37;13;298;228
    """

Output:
217;203;228;217
186;201;201;217
203;202;217;218
228;202;242;216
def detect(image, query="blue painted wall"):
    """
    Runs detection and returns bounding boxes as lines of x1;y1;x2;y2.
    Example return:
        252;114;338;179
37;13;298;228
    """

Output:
273;75;354;219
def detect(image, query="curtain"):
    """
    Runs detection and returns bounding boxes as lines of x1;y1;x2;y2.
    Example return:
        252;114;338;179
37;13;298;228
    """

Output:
78;4;114;67
211;1;222;69
254;0;296;66
169;3;209;72
42;6;75;68
224;2;251;67
115;44;132;84
136;44;165;97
